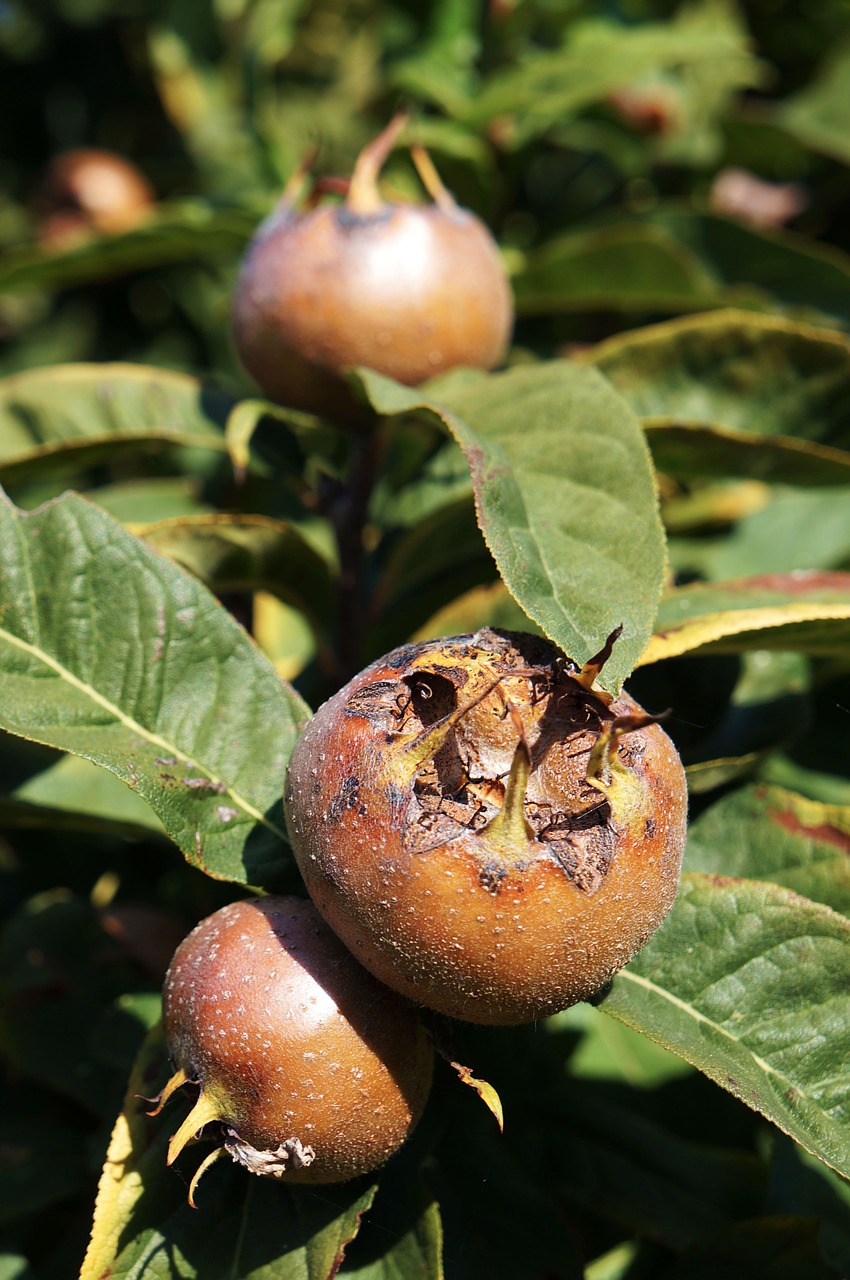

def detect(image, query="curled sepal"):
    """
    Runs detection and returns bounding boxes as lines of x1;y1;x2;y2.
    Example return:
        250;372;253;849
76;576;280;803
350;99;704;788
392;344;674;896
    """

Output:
481;731;534;861
586;711;665;826
347;112;408;216
187;1145;228;1209
166;1090;225;1167
144;1066;189;1118
410;145;458;213
573;625;623;696
449;1060;504;1132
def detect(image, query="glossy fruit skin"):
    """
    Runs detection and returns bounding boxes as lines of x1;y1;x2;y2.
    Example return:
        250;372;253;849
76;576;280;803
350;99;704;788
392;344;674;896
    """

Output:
36;148;153;243
284;630;688;1026
162;895;433;1184
232;200;513;418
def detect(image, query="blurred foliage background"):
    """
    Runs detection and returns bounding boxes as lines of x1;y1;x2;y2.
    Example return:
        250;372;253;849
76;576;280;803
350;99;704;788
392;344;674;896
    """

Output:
3;2;850;1278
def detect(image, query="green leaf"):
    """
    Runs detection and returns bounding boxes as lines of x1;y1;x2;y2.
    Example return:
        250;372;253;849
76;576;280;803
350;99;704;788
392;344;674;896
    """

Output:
136;513;337;647
13;752;167;837
544;1082;764;1250
644;211;850;329
0;363;232;488
663;1216;837;1280
513;223;719;316
0;1121;89;1224
368;498;497;657
557;1002;693;1087
0;489;310;887
457;9;762;143
0;204;255;295
703;488;850;581
646;424;850;486
81;1025;378;1280
585;310;850;457
340;1192;443;1280
778;41;850;167
358;363;666;691
686;785;850;918
769;1133;850;1276
641;572;850;663
603;874;850;1179
1;891;153;1115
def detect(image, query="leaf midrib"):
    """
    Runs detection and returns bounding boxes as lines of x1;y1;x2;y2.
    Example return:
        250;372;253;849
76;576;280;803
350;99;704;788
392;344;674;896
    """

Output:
618;967;847;1137
0;622;285;838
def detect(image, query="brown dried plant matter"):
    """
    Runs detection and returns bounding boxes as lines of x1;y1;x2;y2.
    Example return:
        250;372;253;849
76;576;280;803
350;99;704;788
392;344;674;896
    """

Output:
285;630;688;1025
155;895;433;1200
232;116;513;420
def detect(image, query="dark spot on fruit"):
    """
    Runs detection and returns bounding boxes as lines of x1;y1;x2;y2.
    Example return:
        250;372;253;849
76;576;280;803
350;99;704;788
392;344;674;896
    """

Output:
329;777;360;823
479;862;507;894
345;681;402;722
645;816;657;839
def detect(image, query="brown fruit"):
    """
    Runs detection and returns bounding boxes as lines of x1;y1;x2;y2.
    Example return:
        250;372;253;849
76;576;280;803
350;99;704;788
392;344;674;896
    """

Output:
157;895;433;1194
284;629;688;1025
232;117;513;419
36;148;154;244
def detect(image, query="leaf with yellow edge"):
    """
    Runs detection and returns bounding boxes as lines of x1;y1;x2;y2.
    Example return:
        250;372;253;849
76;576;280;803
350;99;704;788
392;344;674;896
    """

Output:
641;572;850;664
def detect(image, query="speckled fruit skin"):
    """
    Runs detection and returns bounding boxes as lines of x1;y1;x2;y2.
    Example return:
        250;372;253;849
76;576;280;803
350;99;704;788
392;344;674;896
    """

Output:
231;200;513;418
284;630;688;1026
162;895;433;1184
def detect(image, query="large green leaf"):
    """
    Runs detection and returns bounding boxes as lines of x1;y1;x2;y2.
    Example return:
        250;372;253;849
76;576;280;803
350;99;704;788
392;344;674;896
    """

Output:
603;874;850;1179
586;311;850;452
81;1025;378;1280
0;489;310;887
0;364;232;487
686;785;850;918
358;363;666;691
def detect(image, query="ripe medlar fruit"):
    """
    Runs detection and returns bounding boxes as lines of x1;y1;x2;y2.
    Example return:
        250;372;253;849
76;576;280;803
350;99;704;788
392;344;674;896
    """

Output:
35;148;154;245
232;116;513;419
284;629;688;1025
156;895;433;1195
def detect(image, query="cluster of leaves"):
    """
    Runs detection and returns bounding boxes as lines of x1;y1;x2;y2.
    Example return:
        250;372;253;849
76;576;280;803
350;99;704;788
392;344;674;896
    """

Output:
2;1;850;1278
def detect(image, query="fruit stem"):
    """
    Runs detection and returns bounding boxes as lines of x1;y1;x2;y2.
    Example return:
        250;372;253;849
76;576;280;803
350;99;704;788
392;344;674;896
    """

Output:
347;113;409;216
167;1089;224;1166
410;146;458;213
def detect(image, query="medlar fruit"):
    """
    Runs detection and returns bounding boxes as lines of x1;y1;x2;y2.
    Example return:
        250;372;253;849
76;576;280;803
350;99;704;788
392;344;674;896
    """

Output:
35;148;154;245
285;629;688;1025
156;895;433;1195
232;116;513;419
